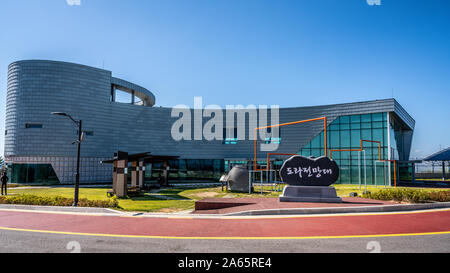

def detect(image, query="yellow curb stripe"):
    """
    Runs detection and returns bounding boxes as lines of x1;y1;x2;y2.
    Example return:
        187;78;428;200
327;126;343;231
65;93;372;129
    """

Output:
0;226;449;240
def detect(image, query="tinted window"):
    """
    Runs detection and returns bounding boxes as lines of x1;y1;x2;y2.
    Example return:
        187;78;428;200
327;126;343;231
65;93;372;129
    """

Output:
26;124;43;129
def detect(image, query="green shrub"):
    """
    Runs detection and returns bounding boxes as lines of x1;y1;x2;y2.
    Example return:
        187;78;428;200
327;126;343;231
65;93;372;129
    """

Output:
428;191;450;202
0;194;119;208
363;188;450;203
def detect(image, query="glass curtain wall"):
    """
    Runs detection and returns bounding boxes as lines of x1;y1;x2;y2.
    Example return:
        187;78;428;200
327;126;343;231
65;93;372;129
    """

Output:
389;115;404;161
145;159;225;182
298;113;390;185
389;115;414;182
7;164;59;184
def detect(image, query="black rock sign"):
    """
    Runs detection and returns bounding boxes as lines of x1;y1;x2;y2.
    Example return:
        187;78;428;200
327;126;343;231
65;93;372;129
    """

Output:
280;156;340;187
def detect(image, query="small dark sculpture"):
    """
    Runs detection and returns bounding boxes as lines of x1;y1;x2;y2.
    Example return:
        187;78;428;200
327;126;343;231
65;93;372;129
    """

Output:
227;165;252;192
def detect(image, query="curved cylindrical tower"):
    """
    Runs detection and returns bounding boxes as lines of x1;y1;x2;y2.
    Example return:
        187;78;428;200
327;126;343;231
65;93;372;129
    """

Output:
5;60;156;183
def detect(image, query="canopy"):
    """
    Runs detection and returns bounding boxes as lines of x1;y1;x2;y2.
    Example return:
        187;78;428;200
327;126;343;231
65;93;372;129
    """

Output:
423;147;450;161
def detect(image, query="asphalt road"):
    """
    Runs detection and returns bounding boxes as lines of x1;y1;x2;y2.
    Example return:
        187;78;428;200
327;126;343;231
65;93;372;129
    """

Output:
2;209;449;238
0;229;448;253
0;207;449;253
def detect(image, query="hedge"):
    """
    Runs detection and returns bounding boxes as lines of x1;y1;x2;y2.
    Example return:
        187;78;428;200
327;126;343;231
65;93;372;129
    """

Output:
363;188;450;203
0;194;119;208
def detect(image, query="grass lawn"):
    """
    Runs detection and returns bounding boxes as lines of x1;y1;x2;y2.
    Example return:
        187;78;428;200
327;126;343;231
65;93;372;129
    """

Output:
6;184;450;213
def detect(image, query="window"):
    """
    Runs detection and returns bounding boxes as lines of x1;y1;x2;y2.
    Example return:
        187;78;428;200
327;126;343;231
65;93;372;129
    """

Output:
330;131;340;148
340;130;351;148
340;123;350;130
361;129;372;145
340;116;350;124
361;114;371;123
134;97;143;106
350;115;361;123
8;164;59;184
311;134;321;148
147;159;225;180
351;130;361;148
372;113;383;122
265;127;282;144
112;86;143;105
114;89;132;104
223;128;238;144
26;123;43;129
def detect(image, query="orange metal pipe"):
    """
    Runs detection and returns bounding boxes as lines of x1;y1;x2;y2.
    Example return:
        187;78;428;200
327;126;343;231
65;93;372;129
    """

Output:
394;161;397;188
329;139;397;187
254;117;328;172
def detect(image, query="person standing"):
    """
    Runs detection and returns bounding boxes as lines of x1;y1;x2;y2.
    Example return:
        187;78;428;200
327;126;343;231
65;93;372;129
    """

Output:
162;161;169;187
1;172;8;196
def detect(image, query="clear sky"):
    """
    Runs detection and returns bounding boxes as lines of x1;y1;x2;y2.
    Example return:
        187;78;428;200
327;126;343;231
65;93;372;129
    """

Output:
0;0;449;159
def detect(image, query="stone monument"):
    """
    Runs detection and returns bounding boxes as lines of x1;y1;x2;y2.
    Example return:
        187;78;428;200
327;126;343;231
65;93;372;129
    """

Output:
279;156;342;203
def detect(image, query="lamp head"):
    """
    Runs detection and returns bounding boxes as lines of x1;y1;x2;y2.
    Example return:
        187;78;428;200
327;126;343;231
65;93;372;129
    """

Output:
51;112;68;117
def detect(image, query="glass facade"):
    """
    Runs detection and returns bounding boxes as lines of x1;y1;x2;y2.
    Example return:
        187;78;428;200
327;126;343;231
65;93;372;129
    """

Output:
7;164;59;184
398;162;414;181
298;112;391;185
389;115;404;161
225;160;248;172
145;159;225;182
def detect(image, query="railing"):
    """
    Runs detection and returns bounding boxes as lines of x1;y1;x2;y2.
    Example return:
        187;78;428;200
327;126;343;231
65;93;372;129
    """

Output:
248;169;286;194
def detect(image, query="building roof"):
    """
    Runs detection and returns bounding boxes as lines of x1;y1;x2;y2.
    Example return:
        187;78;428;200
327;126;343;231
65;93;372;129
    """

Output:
423;147;450;161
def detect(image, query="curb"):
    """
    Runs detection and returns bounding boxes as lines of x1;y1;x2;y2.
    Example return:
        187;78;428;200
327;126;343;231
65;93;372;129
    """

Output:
223;202;450;216
0;204;122;215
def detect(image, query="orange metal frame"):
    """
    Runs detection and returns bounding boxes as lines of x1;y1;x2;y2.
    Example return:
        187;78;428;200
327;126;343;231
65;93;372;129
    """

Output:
253;117;328;172
328;140;397;187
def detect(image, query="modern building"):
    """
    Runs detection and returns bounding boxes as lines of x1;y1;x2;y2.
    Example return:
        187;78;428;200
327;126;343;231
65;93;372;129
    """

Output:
4;60;416;186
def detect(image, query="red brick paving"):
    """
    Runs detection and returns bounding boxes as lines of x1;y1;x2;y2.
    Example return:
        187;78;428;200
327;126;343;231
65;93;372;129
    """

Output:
0;209;449;238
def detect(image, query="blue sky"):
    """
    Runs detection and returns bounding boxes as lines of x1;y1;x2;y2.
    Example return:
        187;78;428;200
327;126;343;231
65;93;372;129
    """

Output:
0;0;449;159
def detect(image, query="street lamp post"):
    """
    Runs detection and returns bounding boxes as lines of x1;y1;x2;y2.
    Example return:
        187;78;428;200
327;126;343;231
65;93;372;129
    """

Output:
52;112;83;207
